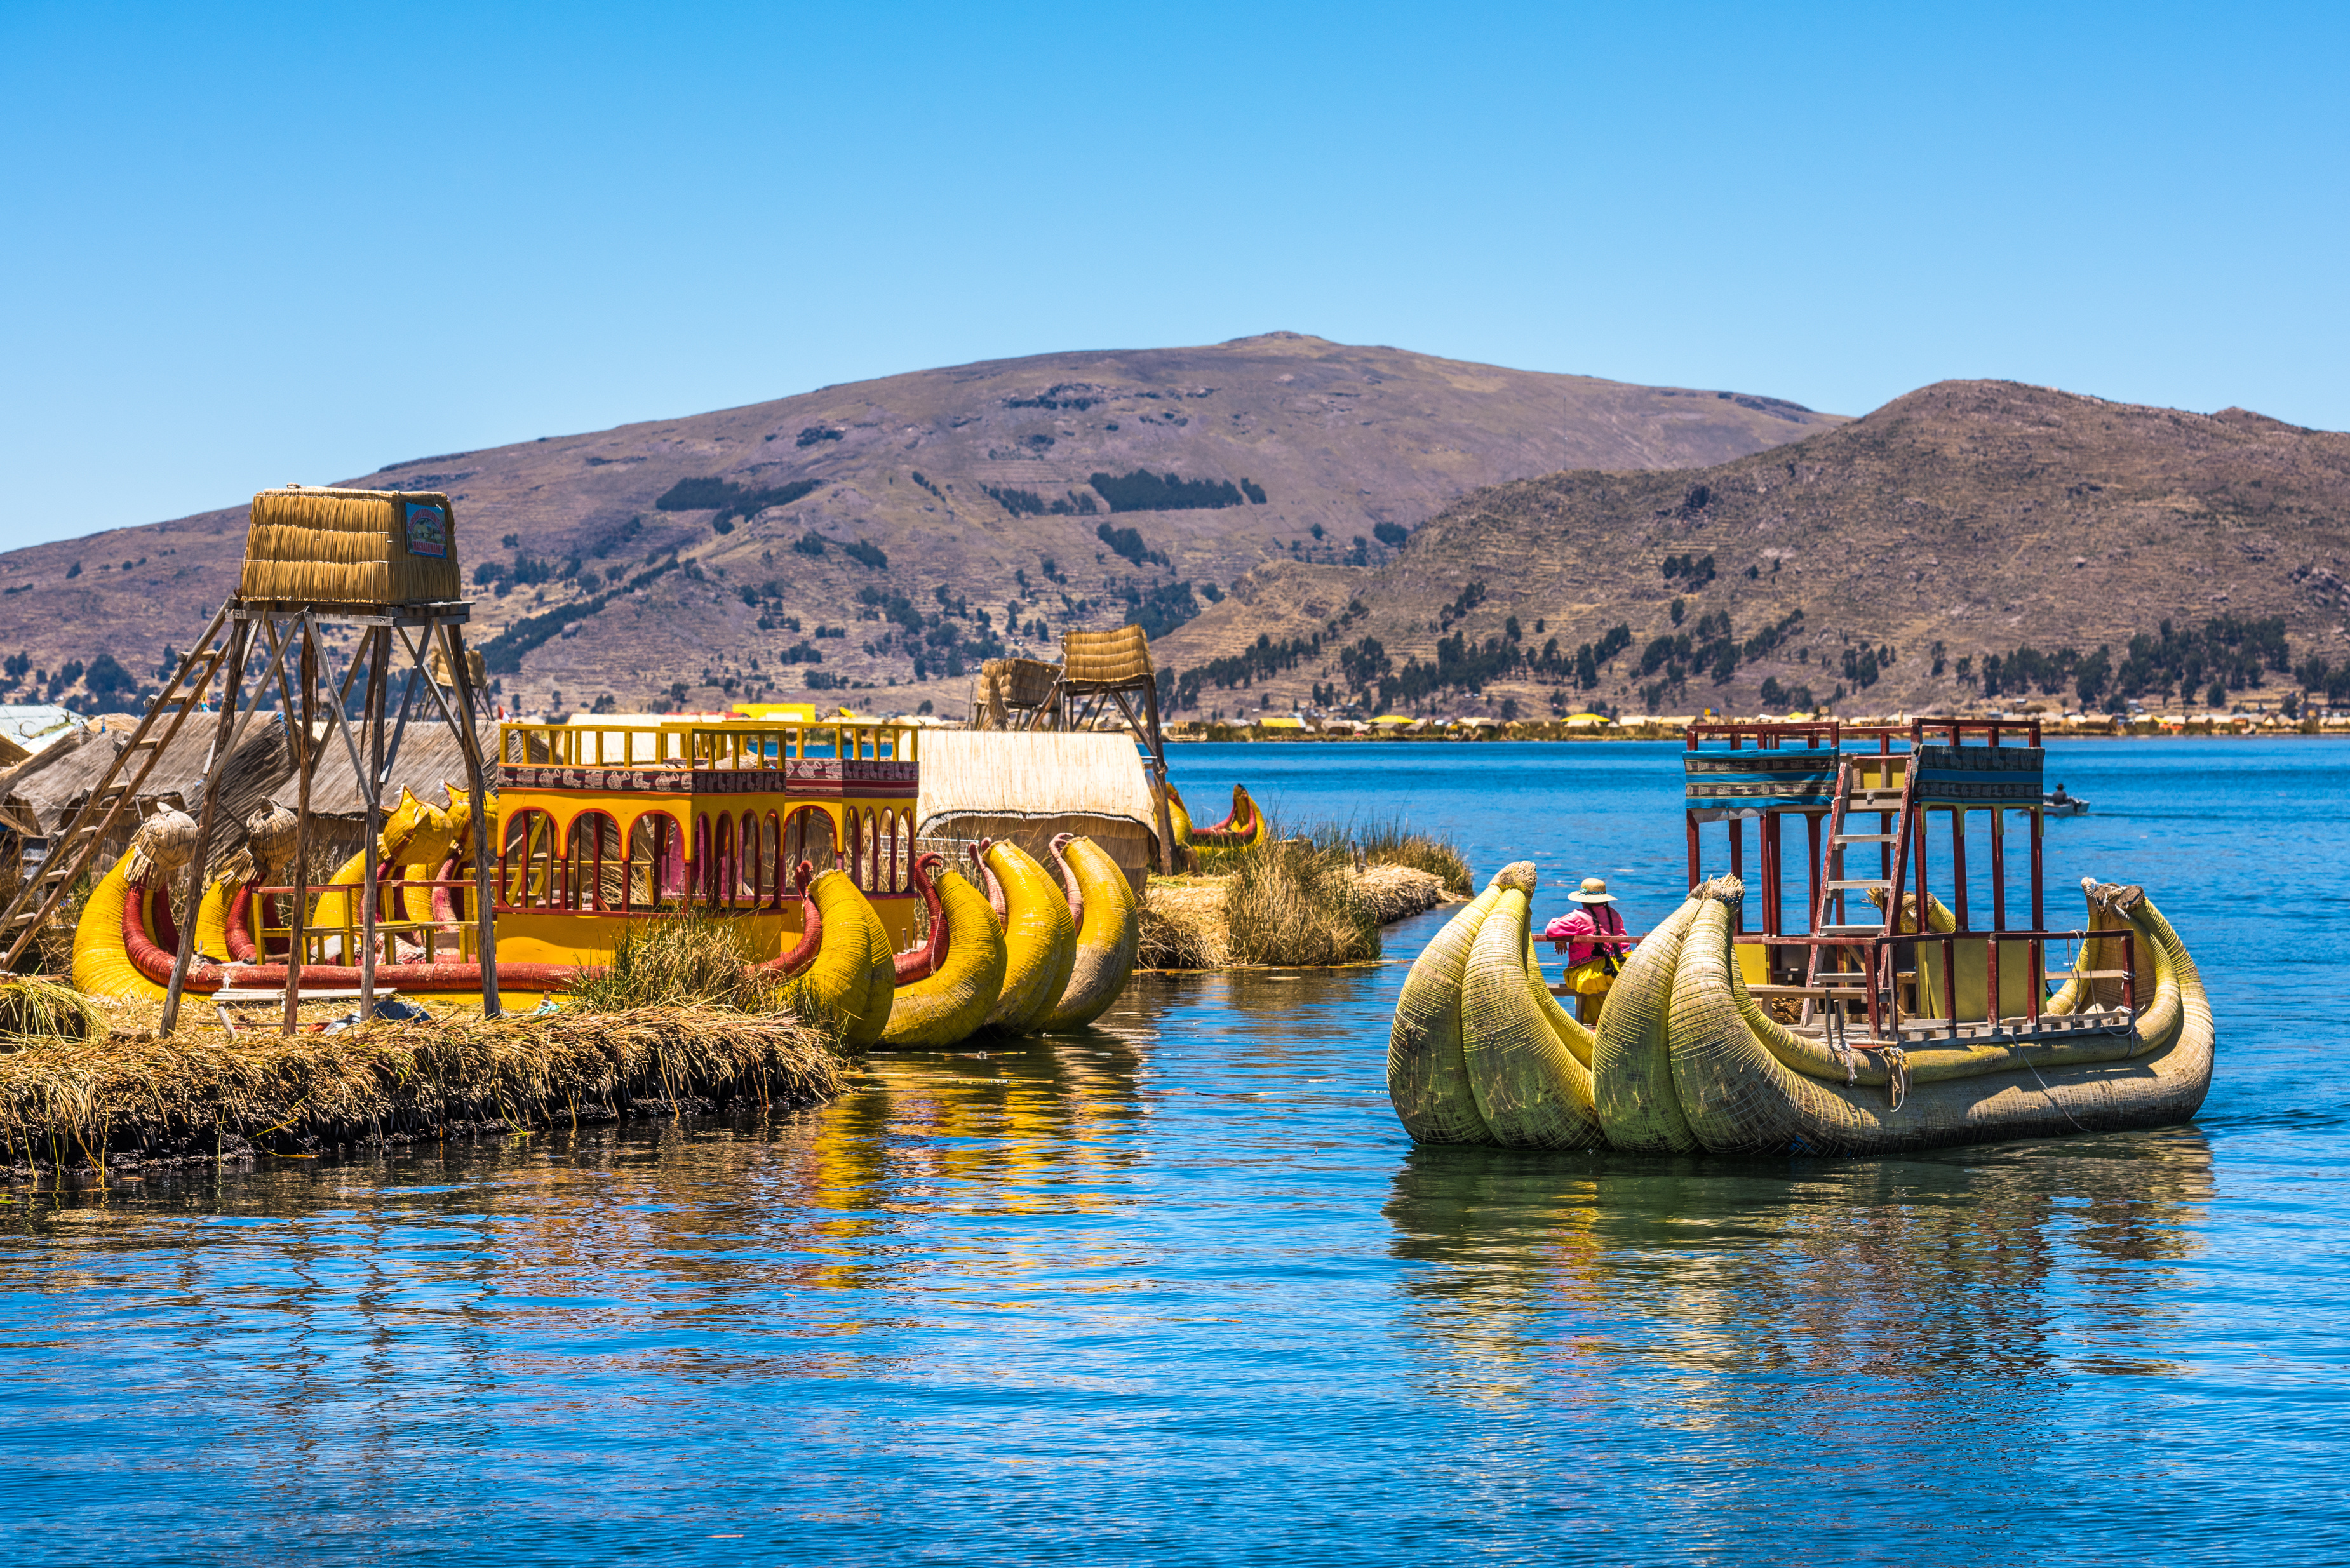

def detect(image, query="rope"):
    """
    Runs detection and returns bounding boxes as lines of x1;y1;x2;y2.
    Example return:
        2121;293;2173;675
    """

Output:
2020;1048;2094;1134
1881;1045;1910;1112
1827;1004;1856;1085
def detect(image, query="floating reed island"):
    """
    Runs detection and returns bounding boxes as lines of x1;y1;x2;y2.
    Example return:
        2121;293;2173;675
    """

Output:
1139;803;1470;970
0;962;843;1185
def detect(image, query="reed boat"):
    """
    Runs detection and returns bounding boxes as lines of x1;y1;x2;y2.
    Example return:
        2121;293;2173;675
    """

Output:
74;714;1143;1047
1167;781;1266;852
1391;718;2210;1156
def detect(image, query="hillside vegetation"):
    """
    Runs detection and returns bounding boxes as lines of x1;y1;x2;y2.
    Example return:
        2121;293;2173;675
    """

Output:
0;333;1836;715
1149;380;2350;718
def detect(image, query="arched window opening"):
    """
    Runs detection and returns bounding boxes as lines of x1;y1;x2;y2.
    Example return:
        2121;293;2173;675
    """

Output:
712;814;738;910
626;814;686;912
759;812;782;907
783;805;836;880
567;812;624;911
499;808;556;909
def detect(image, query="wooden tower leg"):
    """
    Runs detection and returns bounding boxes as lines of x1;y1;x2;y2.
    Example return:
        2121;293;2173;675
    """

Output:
443;620;500;1018
283;618;319;1038
359;627;390;1019
161;618;251;1035
1140;676;1177;876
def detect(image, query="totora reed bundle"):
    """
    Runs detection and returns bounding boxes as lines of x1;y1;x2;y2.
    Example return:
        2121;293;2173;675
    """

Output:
0;1006;842;1179
239;486;462;606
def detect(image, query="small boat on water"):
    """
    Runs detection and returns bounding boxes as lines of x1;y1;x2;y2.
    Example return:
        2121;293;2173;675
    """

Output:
2043;784;2090;816
1165;781;1266;852
1390;717;2208;1156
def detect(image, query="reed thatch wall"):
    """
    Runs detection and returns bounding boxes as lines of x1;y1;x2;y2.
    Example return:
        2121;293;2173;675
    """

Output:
916;730;1161;893
0;714;294;869
302;725;485;819
239;488;463;607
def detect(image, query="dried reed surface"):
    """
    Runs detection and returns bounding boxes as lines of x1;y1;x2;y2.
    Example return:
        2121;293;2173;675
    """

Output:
1353;864;1449;925
0;1005;841;1179
1140;814;1468;970
1138;879;1228;970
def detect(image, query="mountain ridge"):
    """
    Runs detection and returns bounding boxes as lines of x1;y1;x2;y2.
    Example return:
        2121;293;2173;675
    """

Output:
1146;378;2350;718
0;333;1841;713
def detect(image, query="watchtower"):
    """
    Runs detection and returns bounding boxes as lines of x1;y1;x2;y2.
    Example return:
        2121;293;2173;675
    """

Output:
0;485;502;1031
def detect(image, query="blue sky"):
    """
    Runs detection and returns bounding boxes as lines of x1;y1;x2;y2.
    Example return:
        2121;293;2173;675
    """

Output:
3;1;2342;546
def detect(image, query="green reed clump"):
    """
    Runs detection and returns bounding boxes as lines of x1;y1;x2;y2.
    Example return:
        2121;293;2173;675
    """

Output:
1352;815;1471;895
1284;812;1471;895
565;912;792;1014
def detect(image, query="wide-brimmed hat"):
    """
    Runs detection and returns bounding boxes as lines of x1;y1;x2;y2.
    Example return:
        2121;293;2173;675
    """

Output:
1567;876;1616;904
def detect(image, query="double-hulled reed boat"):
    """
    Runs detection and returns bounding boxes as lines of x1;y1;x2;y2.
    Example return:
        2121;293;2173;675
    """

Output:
1390;718;2212;1156
77;715;1143;1047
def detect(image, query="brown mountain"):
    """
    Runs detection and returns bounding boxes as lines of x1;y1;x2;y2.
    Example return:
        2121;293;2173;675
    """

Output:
0;332;1837;714
1150;379;2350;718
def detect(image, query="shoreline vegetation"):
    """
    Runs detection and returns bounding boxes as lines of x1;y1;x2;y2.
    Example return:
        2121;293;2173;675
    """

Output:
1139;818;1470;971
1167;714;2340;742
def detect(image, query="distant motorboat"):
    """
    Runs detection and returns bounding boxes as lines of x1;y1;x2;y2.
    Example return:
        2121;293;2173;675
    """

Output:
2043;786;2089;815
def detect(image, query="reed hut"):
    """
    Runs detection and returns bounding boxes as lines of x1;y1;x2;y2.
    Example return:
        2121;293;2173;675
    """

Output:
299;724;485;844
915;730;1162;894
0;714;294;873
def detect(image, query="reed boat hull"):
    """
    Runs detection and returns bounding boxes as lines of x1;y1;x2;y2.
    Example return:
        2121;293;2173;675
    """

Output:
1388;862;1603;1149
1390;875;2211;1158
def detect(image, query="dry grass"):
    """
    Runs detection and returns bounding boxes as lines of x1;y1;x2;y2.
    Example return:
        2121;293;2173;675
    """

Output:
1140;810;1460;970
1351;815;1472;895
0;1005;841;1178
566;911;790;1013
1225;836;1381;967
0;977;100;1043
1138;879;1228;970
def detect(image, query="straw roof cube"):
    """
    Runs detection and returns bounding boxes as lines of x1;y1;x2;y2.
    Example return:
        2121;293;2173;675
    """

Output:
238;486;462;608
1059;626;1153;688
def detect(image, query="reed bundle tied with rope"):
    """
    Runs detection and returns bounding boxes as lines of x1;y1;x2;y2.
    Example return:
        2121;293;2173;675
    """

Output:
0;1005;842;1176
238;486;463;607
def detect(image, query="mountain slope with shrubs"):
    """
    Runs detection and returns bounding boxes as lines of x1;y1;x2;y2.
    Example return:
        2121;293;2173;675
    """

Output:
1149;380;2350;718
0;333;1834;714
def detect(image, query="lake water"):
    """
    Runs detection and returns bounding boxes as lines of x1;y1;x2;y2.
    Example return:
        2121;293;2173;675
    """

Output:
3;739;2342;1564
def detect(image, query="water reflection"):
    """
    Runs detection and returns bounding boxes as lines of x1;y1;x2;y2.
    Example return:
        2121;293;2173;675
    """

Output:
1385;1130;2213;1446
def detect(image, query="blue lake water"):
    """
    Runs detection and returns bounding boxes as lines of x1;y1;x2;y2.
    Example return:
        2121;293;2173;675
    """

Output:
2;739;2344;1564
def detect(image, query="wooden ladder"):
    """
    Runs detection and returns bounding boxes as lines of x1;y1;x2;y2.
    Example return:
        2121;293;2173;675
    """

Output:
0;608;231;966
1803;751;1919;1029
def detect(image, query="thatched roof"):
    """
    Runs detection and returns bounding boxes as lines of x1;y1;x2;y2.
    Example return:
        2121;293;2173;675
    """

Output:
1059;626;1152;687
916;731;1158;832
0;712;293;864
301;723;483;818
